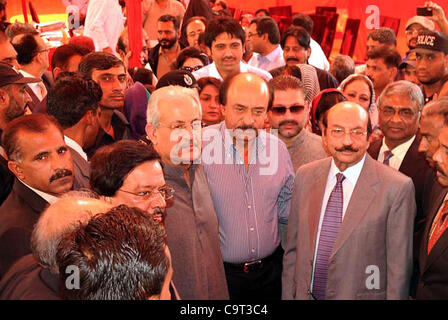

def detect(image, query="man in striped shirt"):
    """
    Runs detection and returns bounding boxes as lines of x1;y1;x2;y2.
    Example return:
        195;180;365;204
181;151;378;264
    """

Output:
201;72;295;300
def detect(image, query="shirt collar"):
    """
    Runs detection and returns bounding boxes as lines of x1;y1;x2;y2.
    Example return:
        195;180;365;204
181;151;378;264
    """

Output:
64;136;88;161
19;180;59;204
260;45;283;62
379;135;416;158
328;153;366;186
219;121;267;162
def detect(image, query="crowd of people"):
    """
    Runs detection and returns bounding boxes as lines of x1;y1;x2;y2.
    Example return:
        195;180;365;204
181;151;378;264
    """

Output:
0;0;447;300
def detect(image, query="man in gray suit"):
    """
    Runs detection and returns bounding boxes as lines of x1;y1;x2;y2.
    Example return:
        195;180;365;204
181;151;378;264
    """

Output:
47;73;102;189
283;101;416;300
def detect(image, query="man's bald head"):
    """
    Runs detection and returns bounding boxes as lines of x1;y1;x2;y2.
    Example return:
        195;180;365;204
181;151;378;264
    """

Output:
323;102;371;171
30;192;113;272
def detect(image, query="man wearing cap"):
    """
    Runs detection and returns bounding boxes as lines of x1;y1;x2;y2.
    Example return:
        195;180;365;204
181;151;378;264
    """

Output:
405;16;435;59
414;30;448;103
0;62;37;206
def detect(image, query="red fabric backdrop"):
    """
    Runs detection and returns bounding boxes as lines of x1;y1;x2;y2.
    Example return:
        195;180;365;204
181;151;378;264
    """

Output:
226;0;448;62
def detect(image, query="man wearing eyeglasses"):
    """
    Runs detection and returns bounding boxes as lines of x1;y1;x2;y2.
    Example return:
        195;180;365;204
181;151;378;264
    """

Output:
247;16;285;72
268;75;327;248
11;33;51;114
144;85;229;300
368;80;433;297
283;101;416;300
90;140;169;223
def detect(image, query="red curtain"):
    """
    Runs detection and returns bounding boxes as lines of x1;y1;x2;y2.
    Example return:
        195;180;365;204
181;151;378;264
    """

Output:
126;0;143;69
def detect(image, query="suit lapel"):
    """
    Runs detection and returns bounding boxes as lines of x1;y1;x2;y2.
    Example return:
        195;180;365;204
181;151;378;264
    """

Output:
367;139;381;160
420;186;446;272
331;155;379;258
13;179;49;214
398;135;423;176
422;188;448;273
308;158;332;255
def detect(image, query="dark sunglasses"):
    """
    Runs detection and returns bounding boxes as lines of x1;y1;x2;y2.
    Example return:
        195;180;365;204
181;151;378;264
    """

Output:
180;65;203;72
271;105;305;115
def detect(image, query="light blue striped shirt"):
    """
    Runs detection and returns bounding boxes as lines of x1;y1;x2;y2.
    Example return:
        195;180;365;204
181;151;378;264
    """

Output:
201;122;295;263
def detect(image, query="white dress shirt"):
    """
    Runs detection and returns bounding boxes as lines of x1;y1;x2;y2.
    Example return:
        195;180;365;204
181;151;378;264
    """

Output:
192;61;273;82
311;154;366;290
64;136;88;161
83;0;124;53
248;45;285;72
19;70;45;101
20;180;59;204
309;38;330;71
377;135;416;170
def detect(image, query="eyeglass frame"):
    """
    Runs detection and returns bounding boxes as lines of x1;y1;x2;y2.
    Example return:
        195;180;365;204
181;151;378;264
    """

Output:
329;127;368;139
158;119;203;131
379;105;420;120
117;185;175;201
180;65;203;72
271;104;306;115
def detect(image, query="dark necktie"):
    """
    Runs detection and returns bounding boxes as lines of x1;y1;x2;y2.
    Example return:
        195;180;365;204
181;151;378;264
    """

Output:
312;173;345;300
383;150;393;166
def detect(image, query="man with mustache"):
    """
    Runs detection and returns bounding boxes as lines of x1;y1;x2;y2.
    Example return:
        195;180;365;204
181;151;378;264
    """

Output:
268;75;327;246
90;140;168;224
0;114;74;278
193;16;272;81
418;110;448;299
201;73;295;299
147;14;184;79
368;80;432;297
414;29;448;103
78;52;131;158
145;85;229;299
269;26;338;91
0;62;36;206
283;102;416;300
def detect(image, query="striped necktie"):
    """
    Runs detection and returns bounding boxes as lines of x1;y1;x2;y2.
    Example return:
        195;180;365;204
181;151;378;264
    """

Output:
312;173;345;300
428;200;448;254
383;150;393;166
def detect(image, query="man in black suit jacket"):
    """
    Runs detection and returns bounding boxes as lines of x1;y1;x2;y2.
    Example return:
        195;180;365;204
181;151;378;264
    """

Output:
0;195;112;299
0;114;74;278
367;81;433;297
47;73;103;189
418;122;448;299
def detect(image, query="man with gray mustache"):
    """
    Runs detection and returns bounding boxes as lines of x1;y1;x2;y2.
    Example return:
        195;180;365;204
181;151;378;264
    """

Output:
0;114;74;278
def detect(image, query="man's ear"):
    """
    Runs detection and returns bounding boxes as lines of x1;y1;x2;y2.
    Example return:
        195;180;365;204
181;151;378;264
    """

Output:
389;67;398;81
0;88;9;107
8;160;25;181
85;110;96;126
306;47;311;60
145;123;157;144
53;67;61;80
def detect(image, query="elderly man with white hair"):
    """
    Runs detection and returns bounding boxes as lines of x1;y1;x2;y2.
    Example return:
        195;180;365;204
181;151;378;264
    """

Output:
0;191;112;299
144;85;229;300
367;80;434;297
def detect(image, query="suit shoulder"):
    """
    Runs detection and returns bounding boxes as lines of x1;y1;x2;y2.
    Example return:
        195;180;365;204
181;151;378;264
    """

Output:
371;158;413;185
296;157;331;175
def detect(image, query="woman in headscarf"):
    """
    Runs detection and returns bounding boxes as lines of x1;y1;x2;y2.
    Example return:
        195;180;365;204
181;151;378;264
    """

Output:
338;74;380;137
